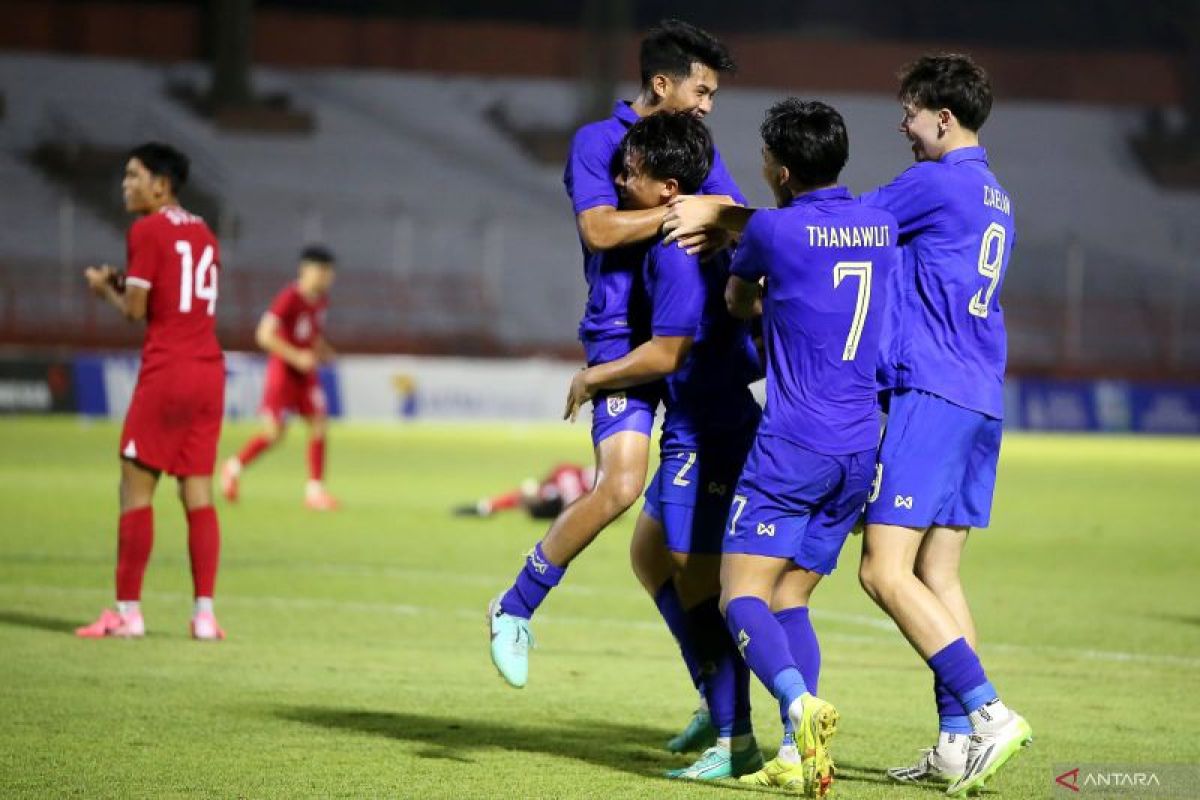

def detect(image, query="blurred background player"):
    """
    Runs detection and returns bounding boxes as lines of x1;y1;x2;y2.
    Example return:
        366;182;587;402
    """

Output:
221;245;339;511
487;19;743;695
76;142;226;641
454;463;596;520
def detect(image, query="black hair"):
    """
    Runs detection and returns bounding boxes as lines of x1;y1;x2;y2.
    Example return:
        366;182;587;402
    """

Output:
898;53;993;132
299;244;336;266
639;19;736;88
760;99;849;187
620;111;714;195
127;142;189;193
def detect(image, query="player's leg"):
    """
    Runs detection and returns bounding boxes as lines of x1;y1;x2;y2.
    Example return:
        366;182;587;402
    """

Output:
303;410;338;510
629;505;714;754
178;475;225;640
887;525;975;784
222;411;284;502
666;548;762;780
488;401;652;688
78;381;168;638
767;566;822;766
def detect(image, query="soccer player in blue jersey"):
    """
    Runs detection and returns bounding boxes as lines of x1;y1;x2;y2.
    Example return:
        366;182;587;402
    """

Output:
563;111;765;781
717;99;898;797
488;21;746;715
855;54;1031;796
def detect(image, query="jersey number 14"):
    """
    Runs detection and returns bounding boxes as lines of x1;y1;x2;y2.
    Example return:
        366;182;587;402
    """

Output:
175;241;218;315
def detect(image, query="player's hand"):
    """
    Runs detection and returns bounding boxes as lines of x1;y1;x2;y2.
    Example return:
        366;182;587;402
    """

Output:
83;265;115;296
292;350;318;374
663;196;724;255
563;369;595;423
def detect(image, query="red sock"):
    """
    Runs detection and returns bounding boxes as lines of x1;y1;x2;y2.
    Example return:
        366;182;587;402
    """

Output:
308;437;326;483
115;506;154;602
487;490;523;512
187;506;220;599
237;435;271;468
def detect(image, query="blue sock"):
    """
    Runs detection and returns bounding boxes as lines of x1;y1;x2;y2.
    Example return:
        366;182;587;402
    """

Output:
935;679;972;734
926;638;997;714
775;605;820;733
725;596;807;721
499;543;565;619
687;597;751;737
652;581;705;695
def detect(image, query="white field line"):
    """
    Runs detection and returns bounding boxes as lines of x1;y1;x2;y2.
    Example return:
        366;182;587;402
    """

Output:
4;582;1199;669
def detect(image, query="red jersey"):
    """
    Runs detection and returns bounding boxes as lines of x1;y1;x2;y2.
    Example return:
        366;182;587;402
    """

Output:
266;283;328;352
125;206;223;374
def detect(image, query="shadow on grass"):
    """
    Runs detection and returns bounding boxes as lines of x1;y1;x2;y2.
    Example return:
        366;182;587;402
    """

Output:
0;609;81;634
276;705;898;793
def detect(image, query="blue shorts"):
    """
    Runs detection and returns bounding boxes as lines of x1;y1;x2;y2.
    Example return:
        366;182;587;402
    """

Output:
644;438;754;555
723;434;875;574
865;388;1002;529
590;384;659;446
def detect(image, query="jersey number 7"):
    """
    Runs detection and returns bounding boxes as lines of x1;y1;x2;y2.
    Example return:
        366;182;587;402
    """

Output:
833;261;872;361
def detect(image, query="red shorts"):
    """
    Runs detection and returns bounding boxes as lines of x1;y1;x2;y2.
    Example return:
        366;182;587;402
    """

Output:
120;360;225;477
261;359;325;421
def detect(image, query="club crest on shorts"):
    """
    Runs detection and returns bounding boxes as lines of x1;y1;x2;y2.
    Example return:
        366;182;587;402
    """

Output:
606;392;627;417
894;494;914;509
756;522;776;537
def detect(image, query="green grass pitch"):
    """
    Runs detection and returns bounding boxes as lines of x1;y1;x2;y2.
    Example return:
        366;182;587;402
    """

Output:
1;418;1198;798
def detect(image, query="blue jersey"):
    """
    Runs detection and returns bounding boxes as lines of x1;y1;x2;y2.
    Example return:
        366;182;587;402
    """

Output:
639;243;762;453
730;187;899;455
859;146;1014;418
564;101;745;360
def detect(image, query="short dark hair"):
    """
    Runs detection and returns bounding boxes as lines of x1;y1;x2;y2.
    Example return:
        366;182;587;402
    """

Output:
639;19;736;88
760;99;848;188
299;244;336;266
128;142;189;193
620;111;714;195
898;53;993;132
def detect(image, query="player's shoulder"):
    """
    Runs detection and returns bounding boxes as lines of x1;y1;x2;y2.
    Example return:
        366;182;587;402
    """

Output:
570;115;623;154
651;237;700;272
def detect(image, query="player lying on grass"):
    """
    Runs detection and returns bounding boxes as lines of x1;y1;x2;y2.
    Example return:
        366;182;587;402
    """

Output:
222;245;339;511
453;463;596;520
77;142;227;641
662;54;1032;798
715;99;898;797
487;21;746;728
562;111;764;781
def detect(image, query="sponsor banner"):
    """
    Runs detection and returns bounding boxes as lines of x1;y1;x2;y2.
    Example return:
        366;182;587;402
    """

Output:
77;353;341;420
337;355;581;421
1008;379;1200;434
0;358;77;413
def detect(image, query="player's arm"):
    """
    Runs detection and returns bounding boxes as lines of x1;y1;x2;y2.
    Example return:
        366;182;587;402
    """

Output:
725;275;762;320
255;313;316;373
314;335;336;364
84;265;147;322
663;196;756;254
563;335;693;422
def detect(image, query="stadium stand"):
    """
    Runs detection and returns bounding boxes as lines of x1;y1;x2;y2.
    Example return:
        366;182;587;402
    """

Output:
1;52;1198;372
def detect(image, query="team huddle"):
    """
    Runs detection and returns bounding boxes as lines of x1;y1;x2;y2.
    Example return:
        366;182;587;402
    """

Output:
69;16;1030;798
488;20;1031;798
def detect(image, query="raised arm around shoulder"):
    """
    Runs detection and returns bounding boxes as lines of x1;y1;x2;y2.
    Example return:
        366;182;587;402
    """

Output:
576;205;667;253
726;275;761;320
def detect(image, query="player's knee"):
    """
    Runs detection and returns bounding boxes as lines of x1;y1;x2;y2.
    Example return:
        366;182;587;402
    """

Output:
263;424;284;444
914;560;960;593
602;472;644;511
858;558;892;603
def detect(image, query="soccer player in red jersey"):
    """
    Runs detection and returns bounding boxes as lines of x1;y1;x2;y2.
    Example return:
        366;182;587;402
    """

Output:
454;463;597;520
221;246;338;510
76;142;226;641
